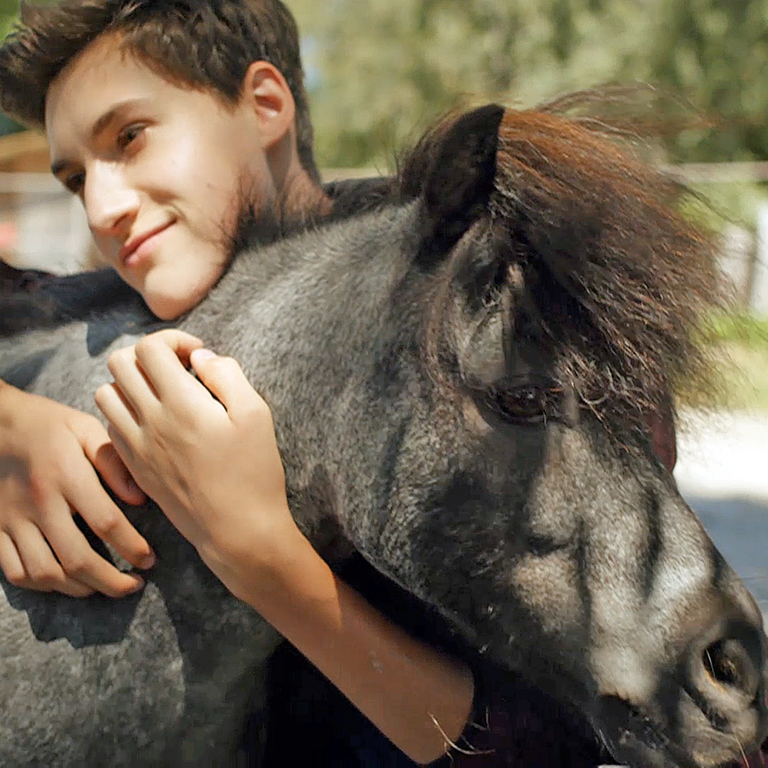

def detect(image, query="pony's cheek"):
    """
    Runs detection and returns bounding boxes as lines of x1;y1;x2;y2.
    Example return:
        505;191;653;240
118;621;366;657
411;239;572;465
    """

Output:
511;552;584;640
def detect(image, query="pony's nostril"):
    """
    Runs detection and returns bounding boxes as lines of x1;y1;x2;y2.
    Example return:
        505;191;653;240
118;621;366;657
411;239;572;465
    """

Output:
703;638;759;699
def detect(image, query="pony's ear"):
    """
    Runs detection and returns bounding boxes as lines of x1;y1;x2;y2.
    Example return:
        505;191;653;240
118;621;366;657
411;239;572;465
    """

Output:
409;104;504;260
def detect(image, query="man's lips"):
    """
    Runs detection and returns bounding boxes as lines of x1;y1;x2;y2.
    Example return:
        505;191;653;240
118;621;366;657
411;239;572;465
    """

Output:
119;222;173;266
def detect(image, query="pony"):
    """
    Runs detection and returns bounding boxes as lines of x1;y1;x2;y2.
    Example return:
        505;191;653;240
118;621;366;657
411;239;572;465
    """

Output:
1;102;766;768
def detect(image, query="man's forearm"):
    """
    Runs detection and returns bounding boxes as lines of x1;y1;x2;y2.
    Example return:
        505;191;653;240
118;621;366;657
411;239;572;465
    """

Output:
237;528;475;766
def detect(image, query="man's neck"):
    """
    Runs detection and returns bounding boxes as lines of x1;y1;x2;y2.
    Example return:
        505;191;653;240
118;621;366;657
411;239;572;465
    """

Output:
279;169;332;222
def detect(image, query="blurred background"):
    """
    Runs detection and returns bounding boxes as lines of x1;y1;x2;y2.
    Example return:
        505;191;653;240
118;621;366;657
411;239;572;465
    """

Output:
0;0;765;413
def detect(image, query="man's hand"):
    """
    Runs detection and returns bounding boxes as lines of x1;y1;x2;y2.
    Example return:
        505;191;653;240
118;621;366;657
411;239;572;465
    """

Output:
0;384;155;598
95;329;298;601
96;331;478;766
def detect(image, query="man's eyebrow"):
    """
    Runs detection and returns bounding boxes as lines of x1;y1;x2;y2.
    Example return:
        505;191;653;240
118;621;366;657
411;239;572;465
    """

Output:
50;99;146;177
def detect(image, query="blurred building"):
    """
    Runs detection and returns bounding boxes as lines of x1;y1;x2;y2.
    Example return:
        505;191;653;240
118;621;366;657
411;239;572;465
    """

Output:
0;129;97;274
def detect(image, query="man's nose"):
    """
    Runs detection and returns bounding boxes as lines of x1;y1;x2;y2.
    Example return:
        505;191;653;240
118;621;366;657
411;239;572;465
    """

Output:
83;163;138;239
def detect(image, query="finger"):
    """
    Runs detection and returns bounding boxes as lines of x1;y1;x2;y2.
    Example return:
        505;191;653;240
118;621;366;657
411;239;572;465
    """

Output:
134;331;206;403
8;524;96;598
106;345;157;420
138;329;205;366
63;467;156;571
72;413;146;506
106;424;139;479
90;441;146;506
39;505;147;599
189;350;266;423
95;382;142;443
0;533;93;598
0;531;26;586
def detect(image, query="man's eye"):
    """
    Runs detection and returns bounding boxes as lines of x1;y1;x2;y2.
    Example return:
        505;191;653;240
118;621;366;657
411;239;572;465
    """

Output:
65;172;85;195
117;124;146;150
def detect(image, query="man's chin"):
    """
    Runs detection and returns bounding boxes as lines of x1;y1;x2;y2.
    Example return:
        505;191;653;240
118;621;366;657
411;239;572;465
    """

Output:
139;276;209;321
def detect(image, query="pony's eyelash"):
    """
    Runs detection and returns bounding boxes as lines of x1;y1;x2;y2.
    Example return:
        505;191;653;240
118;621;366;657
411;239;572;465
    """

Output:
486;384;565;425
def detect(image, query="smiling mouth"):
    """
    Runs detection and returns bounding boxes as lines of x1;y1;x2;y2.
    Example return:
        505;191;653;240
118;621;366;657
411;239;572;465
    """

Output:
119;222;173;267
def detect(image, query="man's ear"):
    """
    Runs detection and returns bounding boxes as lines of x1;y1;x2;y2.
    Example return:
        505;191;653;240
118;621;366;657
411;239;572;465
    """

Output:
241;61;296;151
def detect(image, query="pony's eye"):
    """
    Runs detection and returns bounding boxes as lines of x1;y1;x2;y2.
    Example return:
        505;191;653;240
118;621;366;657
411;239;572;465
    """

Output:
490;385;563;424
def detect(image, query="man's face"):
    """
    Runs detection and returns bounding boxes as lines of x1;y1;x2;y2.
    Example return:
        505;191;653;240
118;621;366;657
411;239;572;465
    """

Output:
45;37;275;320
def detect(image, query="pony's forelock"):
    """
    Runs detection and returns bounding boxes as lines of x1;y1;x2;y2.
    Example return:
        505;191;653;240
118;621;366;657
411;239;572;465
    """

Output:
414;101;726;437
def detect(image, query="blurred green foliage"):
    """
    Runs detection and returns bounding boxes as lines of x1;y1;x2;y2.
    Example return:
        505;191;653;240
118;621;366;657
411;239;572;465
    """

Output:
288;0;768;169
0;0;17;39
650;0;768;163
711;336;768;412
708;313;768;348
676;181;768;238
1;0;766;168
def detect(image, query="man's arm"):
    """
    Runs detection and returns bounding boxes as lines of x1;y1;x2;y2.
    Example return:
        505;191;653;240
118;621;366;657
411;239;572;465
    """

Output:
97;330;474;764
0;377;156;597
0;261;156;597
239;528;475;765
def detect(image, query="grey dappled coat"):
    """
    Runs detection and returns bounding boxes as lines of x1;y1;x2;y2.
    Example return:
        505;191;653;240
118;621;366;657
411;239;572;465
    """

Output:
0;105;766;768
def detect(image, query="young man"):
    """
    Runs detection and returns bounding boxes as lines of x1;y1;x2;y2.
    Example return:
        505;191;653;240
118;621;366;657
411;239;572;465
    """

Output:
0;1;475;764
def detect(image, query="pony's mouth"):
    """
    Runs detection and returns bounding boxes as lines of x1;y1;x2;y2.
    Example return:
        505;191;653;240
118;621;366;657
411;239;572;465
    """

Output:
595;696;701;768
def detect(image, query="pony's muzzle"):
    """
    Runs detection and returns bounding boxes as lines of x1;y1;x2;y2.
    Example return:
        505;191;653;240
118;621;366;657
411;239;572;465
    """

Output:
701;636;760;704
686;615;768;747
594;615;768;767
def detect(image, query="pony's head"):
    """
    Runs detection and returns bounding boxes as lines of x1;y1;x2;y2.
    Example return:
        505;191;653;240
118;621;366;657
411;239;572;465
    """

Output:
365;103;767;767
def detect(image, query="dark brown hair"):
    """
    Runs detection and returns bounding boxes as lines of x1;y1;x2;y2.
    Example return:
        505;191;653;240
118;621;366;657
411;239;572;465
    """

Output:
406;100;726;436
0;0;318;180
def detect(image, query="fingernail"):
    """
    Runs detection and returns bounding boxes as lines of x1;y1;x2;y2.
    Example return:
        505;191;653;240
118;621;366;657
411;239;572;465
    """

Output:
192;349;216;363
129;576;145;593
140;552;157;569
